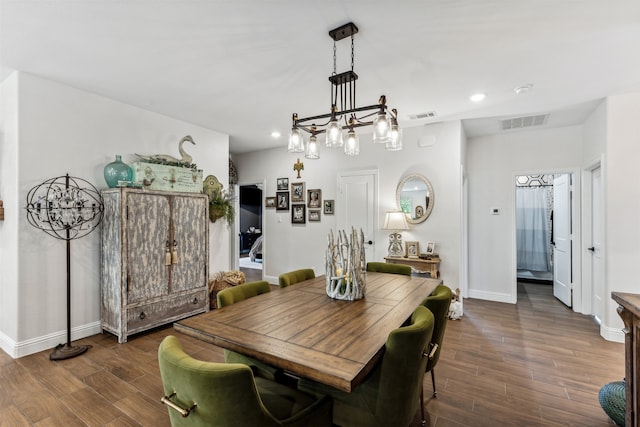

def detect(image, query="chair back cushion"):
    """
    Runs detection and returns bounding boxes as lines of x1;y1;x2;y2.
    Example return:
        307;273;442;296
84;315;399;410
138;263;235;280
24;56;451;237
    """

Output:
299;306;434;427
365;261;412;276
278;269;315;287
422;284;452;372
217;280;270;308
159;335;333;427
158;335;275;427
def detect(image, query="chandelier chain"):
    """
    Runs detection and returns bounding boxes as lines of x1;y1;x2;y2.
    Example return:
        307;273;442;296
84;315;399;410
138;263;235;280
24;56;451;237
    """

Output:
351;34;355;71
333;39;337;76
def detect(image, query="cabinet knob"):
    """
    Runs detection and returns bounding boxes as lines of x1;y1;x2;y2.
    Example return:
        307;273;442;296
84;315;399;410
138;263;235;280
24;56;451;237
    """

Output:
139;312;146;320
192;297;199;304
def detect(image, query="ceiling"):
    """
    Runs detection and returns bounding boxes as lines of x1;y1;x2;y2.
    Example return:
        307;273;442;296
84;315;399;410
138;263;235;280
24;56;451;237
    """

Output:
2;1;640;154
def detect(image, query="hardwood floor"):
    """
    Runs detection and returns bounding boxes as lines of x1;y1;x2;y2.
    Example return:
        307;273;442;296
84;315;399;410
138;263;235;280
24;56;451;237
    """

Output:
0;282;624;426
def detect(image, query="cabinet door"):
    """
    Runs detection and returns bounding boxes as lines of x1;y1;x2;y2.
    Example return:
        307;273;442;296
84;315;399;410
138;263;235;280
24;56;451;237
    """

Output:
171;195;207;293
126;192;170;303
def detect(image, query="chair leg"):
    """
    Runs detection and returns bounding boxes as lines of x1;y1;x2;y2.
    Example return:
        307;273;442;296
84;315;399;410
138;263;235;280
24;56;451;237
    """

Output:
431;369;437;397
420;387;426;427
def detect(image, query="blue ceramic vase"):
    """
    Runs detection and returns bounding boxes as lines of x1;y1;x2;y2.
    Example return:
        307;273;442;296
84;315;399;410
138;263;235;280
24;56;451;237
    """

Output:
104;155;133;188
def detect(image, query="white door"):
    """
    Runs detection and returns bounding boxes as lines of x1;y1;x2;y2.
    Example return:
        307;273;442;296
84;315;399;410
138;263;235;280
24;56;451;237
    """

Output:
553;174;572;307
591;167;604;320
337;170;377;259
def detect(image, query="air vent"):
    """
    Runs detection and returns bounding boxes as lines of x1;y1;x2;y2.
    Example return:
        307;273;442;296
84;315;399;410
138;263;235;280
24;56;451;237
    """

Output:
410;111;437;120
501;114;548;130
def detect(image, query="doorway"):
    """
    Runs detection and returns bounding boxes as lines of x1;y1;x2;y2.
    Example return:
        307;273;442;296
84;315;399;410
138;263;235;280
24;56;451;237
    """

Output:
238;183;263;280
337;169;378;259
514;171;581;308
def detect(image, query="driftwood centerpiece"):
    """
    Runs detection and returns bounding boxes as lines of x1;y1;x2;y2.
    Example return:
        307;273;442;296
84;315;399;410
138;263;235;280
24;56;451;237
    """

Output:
325;228;367;300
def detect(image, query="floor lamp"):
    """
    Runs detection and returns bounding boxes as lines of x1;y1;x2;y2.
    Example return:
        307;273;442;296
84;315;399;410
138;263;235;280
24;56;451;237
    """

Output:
25;174;104;360
382;211;409;257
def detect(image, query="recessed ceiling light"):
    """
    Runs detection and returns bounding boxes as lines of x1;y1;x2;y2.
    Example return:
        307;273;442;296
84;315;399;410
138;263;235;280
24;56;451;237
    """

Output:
514;84;533;95
271;131;281;139
470;93;486;103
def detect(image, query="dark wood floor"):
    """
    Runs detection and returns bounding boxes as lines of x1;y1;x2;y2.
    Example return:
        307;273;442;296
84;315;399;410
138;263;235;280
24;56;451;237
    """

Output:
0;282;624;426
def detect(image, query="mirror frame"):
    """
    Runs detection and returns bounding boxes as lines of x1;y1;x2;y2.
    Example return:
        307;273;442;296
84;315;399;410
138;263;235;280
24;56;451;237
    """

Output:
396;173;434;224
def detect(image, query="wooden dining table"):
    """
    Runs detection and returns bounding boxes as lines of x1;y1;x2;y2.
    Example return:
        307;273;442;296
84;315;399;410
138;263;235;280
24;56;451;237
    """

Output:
174;272;441;392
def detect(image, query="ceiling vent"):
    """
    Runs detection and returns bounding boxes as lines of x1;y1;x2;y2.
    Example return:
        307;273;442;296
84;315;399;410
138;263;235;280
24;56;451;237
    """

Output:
410;111;437;120
500;114;549;130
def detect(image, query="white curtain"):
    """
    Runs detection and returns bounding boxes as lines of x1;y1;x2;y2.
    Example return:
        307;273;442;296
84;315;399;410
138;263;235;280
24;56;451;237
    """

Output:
516;187;551;272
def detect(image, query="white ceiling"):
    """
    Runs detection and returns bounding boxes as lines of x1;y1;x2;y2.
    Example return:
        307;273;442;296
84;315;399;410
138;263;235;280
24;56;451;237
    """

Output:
2;1;640;154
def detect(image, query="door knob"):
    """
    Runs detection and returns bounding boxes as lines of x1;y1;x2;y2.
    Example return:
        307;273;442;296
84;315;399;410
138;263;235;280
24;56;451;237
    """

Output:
367;240;373;245
587;247;595;252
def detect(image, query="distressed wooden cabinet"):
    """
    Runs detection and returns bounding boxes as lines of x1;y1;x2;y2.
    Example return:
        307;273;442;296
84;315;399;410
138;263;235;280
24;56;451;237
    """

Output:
101;188;209;343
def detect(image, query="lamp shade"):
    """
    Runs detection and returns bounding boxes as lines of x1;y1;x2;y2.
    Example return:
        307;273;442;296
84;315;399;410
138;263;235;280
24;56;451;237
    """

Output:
382;211;409;231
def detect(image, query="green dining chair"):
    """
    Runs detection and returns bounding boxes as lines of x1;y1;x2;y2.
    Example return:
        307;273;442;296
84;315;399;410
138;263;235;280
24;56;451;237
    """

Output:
278;268;315;287
217;280;282;381
419;284;452;426
298;306;435;427
365;261;412;276
216;279;271;308
158;335;333;427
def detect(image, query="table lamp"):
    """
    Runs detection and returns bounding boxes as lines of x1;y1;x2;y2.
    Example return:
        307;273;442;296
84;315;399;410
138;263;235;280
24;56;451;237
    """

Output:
382;211;409;257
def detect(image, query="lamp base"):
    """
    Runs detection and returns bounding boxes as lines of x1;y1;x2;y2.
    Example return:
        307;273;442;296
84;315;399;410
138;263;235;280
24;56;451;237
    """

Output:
388;231;405;257
49;343;91;361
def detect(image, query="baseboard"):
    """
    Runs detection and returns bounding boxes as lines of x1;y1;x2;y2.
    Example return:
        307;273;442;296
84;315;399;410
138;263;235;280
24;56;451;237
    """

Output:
467;289;515;304
600;323;625;343
1;321;102;359
263;274;278;285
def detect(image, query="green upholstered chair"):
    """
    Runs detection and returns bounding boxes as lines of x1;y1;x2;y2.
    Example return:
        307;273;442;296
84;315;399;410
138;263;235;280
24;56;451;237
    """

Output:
216;280;281;381
158;335;333;427
216;280;271;308
298;306;435;427
419;284;452;426
365;261;412;276
278;268;315;287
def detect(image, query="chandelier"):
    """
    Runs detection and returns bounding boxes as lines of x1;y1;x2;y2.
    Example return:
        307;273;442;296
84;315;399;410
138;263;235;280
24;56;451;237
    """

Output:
288;22;403;159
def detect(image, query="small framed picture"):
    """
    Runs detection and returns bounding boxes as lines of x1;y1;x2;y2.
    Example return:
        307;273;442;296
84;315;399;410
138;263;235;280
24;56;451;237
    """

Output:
291;182;305;202
276;191;289;210
324;199;334;215
277;177;289;191
265;197;276;208
308;209;321;222
405;241;420;258
291;204;306;224
425;241;436;255
308;189;321;208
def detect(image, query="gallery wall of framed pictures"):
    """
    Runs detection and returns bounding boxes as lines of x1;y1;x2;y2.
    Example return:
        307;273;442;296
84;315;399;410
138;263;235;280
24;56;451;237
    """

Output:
265;178;335;225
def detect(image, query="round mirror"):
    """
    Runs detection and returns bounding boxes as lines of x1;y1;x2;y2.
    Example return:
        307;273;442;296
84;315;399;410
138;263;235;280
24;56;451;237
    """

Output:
396;173;434;224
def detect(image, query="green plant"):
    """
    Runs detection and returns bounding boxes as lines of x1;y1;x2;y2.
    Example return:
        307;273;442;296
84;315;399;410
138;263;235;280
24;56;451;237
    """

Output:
209;191;235;225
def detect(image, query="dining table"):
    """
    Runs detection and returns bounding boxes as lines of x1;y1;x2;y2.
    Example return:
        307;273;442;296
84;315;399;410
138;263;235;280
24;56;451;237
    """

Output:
174;272;441;392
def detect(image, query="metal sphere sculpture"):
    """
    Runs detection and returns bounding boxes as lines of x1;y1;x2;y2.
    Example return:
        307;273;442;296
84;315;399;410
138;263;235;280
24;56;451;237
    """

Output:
25;174;104;360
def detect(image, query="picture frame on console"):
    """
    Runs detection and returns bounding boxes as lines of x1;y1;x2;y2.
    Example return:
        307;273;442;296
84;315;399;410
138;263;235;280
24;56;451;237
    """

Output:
405;241;419;258
425;241;435;255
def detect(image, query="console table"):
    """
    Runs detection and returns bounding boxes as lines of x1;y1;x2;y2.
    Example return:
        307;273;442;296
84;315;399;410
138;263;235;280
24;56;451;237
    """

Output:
612;292;640;427
384;256;440;278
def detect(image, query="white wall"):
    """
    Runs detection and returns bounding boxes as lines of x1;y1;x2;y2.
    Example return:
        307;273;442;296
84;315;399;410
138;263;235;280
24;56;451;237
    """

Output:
234;122;463;288
0;72;230;357
0;73;20;347
467;125;583;303
604;93;640;334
